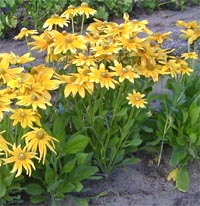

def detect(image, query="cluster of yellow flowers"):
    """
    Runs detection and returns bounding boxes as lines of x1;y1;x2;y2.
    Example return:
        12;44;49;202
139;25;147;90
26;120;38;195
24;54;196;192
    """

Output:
0;2;198;178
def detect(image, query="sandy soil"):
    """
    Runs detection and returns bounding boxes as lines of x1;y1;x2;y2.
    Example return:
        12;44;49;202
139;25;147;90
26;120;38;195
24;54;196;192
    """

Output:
1;5;200;206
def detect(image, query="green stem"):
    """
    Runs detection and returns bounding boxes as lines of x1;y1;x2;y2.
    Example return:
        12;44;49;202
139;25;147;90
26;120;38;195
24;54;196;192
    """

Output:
157;111;172;167
71;17;75;33
80;14;85;34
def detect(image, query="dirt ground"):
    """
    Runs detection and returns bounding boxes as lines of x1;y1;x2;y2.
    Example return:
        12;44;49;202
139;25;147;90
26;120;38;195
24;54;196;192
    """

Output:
1;4;200;206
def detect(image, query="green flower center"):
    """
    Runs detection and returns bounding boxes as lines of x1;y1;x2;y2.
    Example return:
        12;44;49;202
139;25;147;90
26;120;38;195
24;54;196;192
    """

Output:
101;72;107;77
20;112;26;118
0;68;5;74
18;152;26;160
31;95;38;101
36;130;44;139
122;68;127;72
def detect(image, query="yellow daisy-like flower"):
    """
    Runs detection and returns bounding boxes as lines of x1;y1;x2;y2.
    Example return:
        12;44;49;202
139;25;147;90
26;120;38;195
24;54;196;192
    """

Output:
61;5;76;19
89;63;118;89
22;128;58;164
137;63;163;82
71;53;96;67
176;20;198;29
14;27;38;40
29;30;54;53
5;52;35;65
0;131;11;158
0;100;11;121
16;92;52;111
74;2;97;18
147;32;172;44
181;52;198;60
31;64;60;91
180;27;200;45
0;60;24;84
126;90;147;108
56;73;91;98
10;108;41;128
50;30;87;54
91;41;120;57
110;60;140;83
4;144;38;177
43;14;69;30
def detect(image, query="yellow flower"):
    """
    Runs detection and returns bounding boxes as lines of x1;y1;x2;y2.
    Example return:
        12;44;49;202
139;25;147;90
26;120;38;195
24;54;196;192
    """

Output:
0;131;11;158
0;60;24;84
71;53;96;67
74;2;97;18
61;5;76;19
56;73;91;98
16;92;52;111
43;14;69;30
31;64;60;90
89;63;118;89
22;128;58;164
7;73;34;95
29;30;54;53
91;41;120;57
138;63;163;82
147;32;172;44
109;60;139;83
126;90;147;108
6;52;35;65
180;27;200;45
0;101;11;121
176;20;198;29
181;52;198;60
14;27;38;40
117;36;143;52
50;30;87;54
10;108;41;128
161;59;181;78
4;144;38;177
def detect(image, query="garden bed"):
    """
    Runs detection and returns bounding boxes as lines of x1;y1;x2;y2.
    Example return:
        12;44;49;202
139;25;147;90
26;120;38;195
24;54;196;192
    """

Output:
1;4;200;206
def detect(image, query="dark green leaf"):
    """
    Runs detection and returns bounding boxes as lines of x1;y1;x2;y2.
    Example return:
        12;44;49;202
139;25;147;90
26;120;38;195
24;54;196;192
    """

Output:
25;184;46;196
65;135;90;154
176;167;190;192
170;148;187;167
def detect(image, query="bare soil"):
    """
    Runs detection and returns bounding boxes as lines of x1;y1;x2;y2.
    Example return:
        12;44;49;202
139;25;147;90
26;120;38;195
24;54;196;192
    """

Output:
1;5;200;206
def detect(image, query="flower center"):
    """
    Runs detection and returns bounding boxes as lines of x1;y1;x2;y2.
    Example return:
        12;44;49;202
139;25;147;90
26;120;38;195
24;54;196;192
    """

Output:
36;130;44;139
70;76;77;82
20;112;26;118
122;68;127;72
65;37;72;43
0;68;5;74
135;96;140;101
18;152;26;160
31;95;38;101
101;72;107;77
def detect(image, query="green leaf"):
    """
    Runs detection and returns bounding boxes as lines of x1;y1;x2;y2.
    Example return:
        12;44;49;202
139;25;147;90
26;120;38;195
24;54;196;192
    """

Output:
5;0;15;7
65;135;90;154
120;157;141;165
25;184;46;196
63;158;76;173
72;116;82;130
0;0;6;7
0;183;6;198
30;195;47;204
170;148;187;167
128;138;142;146
72;166;98;181
176;167;190;192
45;166;55;185
53;114;68;144
190;106;200;125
